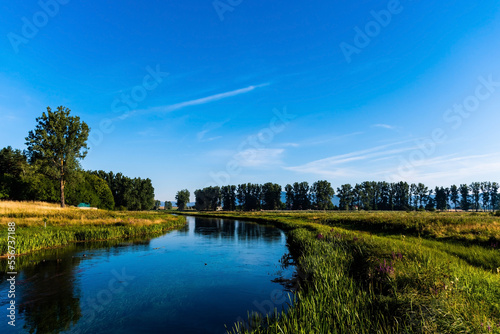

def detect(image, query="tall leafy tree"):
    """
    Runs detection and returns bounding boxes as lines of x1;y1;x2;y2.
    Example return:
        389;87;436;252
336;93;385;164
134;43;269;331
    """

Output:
393;181;410;210
378;182;391;210
262;182;282;210
353;184;362;210
425;189;435;211
0;146;30;199
416;183;428;209
221;185;236;211
360;181;375;210
236;183;248;210
459;184;470;211
481;182;491;211
245;183;262;211
25;106;90;207
491;182;499;210
337;184;353;210
450;185;459;210
284;184;293;210
175;189;190;210
311;180;334;210
292;182;310;210
470;182;481;212
410;183;418;210
435;186;448;211
195;186;221;211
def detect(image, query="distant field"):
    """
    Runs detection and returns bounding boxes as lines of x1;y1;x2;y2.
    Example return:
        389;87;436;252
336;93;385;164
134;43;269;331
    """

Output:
188;210;500;245
0;201;186;256
178;210;500;333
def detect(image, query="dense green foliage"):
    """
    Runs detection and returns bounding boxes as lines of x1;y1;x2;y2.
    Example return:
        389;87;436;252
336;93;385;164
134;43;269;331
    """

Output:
261;183;282;210
0;147;157;210
187;180;500;211
90;170;155;211
221;185;237;211
1;108;156;211
195;186;221;211
0;147;59;202
66;172;115;210
175;189;190;210
337;181;499;211
188;180;499;212
25;106;90;207
192;180;335;211
0;147;116;209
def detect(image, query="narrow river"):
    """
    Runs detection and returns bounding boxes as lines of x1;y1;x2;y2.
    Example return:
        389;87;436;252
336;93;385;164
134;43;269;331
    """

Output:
0;216;296;334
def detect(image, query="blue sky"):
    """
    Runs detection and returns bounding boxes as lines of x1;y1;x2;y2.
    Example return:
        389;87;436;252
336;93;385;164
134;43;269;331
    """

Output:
1;0;500;201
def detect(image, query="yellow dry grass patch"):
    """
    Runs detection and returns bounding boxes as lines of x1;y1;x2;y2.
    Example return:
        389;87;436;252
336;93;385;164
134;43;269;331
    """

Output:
0;200;176;227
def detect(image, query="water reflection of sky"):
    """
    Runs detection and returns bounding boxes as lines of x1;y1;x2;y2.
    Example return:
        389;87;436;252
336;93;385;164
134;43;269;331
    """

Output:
0;216;295;334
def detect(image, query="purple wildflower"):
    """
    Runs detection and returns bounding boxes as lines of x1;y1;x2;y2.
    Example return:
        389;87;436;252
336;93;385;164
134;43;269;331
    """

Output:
317;233;324;240
392;251;403;261
376;259;395;275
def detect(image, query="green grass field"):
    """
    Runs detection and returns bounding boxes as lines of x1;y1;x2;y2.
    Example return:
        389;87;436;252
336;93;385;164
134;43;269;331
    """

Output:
2;202;499;333
0;201;186;257
177;211;500;333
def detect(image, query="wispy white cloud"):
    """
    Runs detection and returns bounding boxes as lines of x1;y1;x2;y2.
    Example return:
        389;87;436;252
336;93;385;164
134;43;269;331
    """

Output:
372;123;395;130
112;83;269;121
197;119;229;142
385;153;500;185
234;148;284;167
281;142;300;148
288;140;500;187
284;140;419;178
157;83;269;113
296;131;364;147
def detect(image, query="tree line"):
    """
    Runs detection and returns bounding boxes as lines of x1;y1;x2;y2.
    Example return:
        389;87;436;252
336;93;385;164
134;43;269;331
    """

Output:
0;146;155;210
89;170;155;211
176;180;335;211
0;106;155;210
336;181;499;211
176;180;499;212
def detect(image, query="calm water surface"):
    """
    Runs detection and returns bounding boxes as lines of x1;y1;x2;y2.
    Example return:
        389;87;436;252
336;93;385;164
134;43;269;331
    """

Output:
0;216;295;334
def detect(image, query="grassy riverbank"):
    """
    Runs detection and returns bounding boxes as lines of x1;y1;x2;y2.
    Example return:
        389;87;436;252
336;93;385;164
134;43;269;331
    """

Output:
179;211;500;333
0;201;186;256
